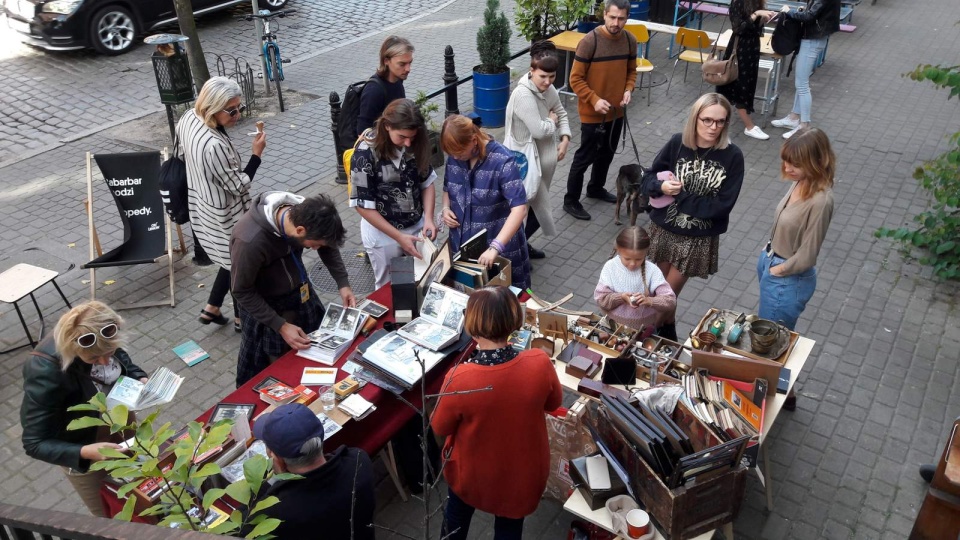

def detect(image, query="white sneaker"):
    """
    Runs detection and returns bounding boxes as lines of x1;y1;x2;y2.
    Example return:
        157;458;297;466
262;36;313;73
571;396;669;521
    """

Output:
771;115;800;129
783;126;802;139
744;126;770;140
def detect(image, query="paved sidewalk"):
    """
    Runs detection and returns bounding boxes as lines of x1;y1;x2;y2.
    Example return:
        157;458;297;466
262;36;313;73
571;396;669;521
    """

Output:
1;0;960;538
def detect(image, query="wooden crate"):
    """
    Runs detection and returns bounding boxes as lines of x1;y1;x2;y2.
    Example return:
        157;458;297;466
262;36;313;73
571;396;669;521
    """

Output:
692;308;798;365
573;316;643;357
590;401;747;539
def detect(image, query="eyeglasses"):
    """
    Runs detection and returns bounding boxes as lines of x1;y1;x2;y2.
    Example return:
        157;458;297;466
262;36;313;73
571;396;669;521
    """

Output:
77;323;119;348
222;104;247;117
698;117;727;128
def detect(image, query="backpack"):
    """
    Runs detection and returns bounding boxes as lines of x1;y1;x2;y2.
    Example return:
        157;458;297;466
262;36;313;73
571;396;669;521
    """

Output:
337;76;386;148
771;16;803;76
159;137;190;225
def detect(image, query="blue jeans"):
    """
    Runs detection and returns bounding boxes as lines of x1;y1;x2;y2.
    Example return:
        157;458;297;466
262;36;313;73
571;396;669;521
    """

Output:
791;37;829;124
442;488;525;540
756;250;817;331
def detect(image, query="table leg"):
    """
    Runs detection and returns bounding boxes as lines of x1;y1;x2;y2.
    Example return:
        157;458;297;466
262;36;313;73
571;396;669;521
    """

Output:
763;441;774;511
52;278;72;309
12;300;36;348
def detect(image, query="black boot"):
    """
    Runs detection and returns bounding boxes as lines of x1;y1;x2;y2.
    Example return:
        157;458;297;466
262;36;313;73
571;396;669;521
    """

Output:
920;464;936;483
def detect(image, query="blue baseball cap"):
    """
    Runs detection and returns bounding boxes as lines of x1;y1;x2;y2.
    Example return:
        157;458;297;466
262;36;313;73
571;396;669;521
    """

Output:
253;403;325;459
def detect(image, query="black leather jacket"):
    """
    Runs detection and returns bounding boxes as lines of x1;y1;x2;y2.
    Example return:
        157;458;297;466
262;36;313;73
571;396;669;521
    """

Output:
20;336;147;472
787;0;841;40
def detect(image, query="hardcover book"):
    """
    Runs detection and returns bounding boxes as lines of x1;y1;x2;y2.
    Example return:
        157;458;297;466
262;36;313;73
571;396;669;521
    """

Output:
397;282;468;351
258;382;300;405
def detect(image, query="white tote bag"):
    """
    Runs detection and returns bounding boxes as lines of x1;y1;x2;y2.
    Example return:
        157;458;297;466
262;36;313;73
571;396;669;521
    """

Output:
503;95;542;201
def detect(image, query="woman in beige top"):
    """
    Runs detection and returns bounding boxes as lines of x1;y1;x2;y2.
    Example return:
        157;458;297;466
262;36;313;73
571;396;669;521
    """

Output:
757;127;835;331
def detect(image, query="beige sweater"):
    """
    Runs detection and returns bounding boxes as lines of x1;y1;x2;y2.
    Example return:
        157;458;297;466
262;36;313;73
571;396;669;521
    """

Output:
769;185;834;276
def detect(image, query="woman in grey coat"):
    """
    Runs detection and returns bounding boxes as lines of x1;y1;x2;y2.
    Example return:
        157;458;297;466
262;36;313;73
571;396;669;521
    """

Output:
504;41;571;259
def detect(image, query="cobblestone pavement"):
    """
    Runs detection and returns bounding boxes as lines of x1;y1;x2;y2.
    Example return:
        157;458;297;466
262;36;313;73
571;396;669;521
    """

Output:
1;0;960;538
0;0;453;168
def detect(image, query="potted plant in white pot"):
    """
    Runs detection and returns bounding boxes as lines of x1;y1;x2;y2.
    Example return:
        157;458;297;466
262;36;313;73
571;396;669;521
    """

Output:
473;0;512;128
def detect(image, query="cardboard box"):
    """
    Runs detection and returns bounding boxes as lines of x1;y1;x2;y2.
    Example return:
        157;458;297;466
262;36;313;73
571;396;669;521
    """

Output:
448;256;511;294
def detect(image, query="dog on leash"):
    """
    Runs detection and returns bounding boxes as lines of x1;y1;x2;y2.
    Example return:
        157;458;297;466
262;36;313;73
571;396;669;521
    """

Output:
614;164;649;226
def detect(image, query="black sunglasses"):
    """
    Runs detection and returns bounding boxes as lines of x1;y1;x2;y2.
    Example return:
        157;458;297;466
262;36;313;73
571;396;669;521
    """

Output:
222;103;247;117
77;323;119;348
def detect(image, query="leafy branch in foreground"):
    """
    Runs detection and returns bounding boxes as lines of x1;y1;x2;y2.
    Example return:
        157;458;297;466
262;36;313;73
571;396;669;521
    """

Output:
67;393;299;538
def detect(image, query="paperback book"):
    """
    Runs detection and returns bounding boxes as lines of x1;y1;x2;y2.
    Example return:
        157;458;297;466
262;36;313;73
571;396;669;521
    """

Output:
106;366;184;411
397;282;468;351
172;340;209;367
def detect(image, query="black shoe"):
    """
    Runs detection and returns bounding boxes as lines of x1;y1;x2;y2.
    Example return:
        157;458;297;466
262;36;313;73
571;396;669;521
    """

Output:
528;246;546;259
199;309;229;325
563;204;592;220
920;464;935;483
586;190;618;203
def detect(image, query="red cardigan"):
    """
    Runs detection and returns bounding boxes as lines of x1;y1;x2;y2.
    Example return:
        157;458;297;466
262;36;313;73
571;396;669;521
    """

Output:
431;349;563;519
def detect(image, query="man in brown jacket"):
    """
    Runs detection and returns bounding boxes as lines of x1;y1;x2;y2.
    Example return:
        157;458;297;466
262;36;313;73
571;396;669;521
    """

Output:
563;0;637;221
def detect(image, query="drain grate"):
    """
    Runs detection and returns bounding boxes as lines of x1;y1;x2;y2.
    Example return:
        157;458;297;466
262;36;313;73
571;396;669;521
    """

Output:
309;252;375;296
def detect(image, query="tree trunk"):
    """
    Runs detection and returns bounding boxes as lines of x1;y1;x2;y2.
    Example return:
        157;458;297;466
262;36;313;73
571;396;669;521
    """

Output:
172;0;211;90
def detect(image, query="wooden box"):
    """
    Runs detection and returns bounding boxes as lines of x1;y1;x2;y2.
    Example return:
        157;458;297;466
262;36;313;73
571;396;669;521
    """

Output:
590;401;747;539
573;316;642;358
631;336;689;385
692;308;798;365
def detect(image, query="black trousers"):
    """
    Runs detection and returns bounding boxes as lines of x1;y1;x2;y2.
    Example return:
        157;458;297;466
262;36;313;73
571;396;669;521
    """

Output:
564;117;624;206
525;208;540;240
208;267;239;318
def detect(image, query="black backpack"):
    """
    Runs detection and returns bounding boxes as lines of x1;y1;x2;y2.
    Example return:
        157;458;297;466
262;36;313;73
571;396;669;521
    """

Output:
159;138;190;225
337;76;386;148
771;16;803;76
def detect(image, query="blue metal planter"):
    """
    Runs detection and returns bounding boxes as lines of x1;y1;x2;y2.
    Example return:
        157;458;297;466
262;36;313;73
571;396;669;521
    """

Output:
472;68;510;128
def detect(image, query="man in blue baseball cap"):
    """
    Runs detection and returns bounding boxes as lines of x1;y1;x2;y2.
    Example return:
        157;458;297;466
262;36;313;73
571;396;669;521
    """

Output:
251;403;376;539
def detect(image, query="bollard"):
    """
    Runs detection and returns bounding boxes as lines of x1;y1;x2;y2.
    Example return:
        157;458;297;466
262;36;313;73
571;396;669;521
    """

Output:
329;91;347;185
443;45;460;117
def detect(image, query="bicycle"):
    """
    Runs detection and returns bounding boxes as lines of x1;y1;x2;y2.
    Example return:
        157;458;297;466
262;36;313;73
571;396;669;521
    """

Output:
239;9;296;112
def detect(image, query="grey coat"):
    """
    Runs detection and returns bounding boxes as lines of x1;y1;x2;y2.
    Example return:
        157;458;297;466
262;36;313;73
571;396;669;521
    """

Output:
505;74;572;237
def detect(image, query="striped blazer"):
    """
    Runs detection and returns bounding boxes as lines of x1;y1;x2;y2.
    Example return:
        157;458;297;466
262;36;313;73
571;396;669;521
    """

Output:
176;109;252;270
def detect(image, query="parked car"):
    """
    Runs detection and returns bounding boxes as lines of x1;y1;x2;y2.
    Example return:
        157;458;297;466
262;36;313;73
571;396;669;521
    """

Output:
3;0;288;55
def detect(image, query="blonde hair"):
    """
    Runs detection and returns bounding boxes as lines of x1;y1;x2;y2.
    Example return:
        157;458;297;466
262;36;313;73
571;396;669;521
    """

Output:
440;115;490;160
377;36;415;77
53;301;125;370
194;76;242;129
780;127;836;200
681;93;733;150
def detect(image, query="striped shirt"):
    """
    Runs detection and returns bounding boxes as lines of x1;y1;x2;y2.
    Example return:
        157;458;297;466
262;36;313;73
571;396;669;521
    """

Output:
570;26;637;124
176;109;252;270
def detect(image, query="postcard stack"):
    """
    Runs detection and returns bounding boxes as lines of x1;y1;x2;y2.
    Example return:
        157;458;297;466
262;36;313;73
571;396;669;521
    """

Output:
297;303;366;365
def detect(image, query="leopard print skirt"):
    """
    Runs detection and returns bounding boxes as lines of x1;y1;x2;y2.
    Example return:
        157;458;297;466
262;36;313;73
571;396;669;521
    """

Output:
647;222;720;279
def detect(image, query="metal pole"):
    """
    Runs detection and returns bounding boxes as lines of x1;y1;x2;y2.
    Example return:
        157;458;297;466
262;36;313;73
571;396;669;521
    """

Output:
443;45;459;117
251;0;270;94
165;104;177;145
330;92;347;185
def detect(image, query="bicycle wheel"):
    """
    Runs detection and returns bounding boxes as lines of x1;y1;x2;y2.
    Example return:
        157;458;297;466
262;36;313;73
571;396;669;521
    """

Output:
270;47;285;112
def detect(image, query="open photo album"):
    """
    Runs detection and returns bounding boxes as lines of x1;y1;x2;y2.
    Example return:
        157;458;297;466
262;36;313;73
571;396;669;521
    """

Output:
398;282;468;351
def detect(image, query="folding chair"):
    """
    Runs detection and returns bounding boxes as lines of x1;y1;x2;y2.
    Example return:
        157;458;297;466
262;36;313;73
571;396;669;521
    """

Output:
82;151;176;309
625;24;655;106
667;27;711;96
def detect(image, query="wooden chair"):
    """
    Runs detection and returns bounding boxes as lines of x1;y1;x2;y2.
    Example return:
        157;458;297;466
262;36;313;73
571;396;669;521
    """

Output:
667;28;711;96
624;24;655;106
911;415;960;539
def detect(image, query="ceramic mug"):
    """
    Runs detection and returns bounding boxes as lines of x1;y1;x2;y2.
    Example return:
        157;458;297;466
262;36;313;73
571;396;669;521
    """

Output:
626;509;650;538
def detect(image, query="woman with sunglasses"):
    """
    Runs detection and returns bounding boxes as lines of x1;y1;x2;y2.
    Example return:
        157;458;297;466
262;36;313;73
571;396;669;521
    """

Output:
176;76;267;332
20;301;148;516
640;93;744;340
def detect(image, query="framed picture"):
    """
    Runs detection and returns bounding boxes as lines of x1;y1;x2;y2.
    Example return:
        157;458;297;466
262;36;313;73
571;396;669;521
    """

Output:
358;298;389;318
252;376;282;393
209;403;256;425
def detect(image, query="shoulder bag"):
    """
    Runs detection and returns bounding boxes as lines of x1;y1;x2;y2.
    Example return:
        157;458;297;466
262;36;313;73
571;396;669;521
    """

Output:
702;35;739;86
503;85;542;201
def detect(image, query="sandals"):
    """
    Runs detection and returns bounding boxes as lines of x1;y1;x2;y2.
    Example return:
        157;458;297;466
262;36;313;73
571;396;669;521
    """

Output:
234;320;242;333
199;309;229;325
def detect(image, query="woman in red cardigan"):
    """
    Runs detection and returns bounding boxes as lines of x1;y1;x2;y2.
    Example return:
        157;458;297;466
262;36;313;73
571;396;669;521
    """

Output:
432;286;562;539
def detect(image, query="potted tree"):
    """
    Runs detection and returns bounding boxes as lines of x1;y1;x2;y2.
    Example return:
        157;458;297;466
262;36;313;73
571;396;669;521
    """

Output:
473;0;512;128
575;0;605;33
415;90;445;168
514;0;589;88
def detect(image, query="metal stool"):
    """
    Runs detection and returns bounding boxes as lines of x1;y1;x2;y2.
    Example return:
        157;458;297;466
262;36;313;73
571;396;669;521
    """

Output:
0;263;72;349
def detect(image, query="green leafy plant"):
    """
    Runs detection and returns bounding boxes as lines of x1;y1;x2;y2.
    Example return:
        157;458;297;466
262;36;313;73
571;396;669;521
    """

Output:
514;0;592;42
476;0;512;74
875;62;960;280
414;90;441;132
67;394;299;537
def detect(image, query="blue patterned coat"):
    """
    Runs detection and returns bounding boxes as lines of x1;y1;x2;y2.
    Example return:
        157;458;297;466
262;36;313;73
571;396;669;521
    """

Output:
444;140;531;290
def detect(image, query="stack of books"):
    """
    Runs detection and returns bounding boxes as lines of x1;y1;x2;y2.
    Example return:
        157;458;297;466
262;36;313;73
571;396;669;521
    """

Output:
297;303;367;365
682;369;763;441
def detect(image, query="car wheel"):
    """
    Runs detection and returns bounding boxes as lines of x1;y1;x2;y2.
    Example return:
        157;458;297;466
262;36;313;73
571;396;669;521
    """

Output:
261;0;289;10
89;6;138;55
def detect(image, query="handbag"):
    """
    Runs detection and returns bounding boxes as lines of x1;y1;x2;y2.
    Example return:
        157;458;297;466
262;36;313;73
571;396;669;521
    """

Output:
702;35;739;86
159;135;190;225
503;86;543;201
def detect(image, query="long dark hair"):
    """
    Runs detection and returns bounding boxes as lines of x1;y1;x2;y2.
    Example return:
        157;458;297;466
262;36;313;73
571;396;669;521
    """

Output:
743;0;765;16
373;99;431;176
